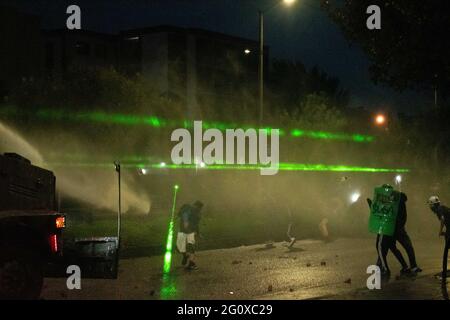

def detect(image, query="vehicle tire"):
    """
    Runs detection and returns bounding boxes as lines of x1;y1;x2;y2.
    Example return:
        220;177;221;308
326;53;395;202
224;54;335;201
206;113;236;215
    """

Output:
0;246;44;300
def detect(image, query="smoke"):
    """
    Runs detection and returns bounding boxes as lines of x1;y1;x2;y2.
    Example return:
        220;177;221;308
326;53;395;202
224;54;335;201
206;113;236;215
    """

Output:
1;64;443;245
0;121;150;213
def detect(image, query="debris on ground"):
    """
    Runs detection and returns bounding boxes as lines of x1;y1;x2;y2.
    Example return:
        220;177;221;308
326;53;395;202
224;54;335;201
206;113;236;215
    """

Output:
278;255;298;260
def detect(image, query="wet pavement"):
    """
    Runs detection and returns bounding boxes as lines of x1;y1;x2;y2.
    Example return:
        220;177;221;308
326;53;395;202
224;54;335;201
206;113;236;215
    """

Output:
329;273;450;300
41;238;450;300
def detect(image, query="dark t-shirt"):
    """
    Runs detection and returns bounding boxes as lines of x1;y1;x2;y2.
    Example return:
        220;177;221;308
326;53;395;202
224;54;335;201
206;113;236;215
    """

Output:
395;193;408;232
435;205;450;231
178;205;201;234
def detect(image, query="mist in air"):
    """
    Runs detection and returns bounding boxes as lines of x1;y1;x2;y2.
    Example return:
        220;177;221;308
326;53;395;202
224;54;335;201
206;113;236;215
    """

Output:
0;67;446;244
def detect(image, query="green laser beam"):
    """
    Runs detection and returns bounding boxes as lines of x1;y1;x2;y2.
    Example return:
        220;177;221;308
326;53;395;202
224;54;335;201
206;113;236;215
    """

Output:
46;161;409;173
0;106;374;143
145;163;409;173
163;185;179;274
291;129;374;143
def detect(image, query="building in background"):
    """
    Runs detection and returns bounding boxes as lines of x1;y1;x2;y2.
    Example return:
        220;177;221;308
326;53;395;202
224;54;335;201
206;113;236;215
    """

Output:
38;26;267;116
0;6;43;97
1;5;268;116
120;26;268;117
43;29;117;76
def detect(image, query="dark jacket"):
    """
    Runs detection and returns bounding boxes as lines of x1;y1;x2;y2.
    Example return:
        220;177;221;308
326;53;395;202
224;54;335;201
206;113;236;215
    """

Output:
434;204;450;231
178;204;201;234
396;192;408;232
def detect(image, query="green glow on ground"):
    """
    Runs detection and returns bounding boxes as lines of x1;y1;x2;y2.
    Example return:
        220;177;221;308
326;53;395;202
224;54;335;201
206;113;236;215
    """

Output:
0;106;374;143
160;274;177;300
163;185;179;275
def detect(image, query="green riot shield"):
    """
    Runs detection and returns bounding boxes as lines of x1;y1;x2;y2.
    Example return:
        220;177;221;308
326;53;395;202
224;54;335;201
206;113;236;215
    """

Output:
368;185;401;236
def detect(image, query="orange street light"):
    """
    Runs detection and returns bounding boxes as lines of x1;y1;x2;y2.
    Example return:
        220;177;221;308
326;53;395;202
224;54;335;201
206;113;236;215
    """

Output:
375;114;386;126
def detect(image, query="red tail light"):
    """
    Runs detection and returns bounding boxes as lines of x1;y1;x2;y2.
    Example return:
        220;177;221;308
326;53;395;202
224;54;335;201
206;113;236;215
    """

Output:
49;234;58;253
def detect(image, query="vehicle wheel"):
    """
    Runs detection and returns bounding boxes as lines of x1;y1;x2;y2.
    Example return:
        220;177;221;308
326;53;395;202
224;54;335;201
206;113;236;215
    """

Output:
0;247;43;300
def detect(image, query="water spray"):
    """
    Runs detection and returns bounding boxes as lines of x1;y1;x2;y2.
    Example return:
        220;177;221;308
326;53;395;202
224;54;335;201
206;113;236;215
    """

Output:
163;184;179;274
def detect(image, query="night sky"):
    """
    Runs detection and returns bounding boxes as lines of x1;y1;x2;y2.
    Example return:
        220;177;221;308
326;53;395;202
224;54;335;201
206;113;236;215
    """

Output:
1;0;430;113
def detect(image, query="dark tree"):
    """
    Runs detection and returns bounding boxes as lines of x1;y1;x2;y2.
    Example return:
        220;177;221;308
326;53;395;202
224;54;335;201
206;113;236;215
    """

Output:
321;0;450;98
268;59;349;114
269;59;307;110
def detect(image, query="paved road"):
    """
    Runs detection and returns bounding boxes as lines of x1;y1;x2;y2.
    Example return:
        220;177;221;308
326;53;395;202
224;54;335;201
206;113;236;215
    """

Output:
41;238;450;300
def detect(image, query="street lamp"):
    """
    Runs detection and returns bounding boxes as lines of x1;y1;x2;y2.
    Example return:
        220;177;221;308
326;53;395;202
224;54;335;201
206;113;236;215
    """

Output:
350;191;361;204
375;114;386;126
138;168;148;175
114;161;122;248
258;0;297;125
395;175;402;192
